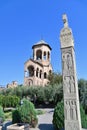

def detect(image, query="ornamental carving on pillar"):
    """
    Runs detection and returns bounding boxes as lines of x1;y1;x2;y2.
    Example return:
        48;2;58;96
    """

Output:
60;14;81;130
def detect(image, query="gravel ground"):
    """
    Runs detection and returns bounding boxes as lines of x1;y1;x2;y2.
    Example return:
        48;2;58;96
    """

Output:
38;109;54;130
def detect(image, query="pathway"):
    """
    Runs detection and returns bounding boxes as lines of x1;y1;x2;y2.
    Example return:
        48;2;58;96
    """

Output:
38;109;54;130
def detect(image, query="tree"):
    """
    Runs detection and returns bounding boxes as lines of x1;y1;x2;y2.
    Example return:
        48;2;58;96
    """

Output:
78;79;87;113
48;72;62;85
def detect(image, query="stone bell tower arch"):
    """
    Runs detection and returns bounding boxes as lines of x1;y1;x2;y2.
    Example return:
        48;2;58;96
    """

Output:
60;14;81;130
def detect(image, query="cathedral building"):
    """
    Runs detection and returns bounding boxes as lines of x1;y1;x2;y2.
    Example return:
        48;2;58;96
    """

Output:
24;40;52;86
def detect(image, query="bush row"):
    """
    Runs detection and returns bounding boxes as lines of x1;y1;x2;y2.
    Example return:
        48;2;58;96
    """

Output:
0;95;20;109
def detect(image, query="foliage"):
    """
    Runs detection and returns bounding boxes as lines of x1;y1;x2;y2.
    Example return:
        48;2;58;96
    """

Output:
0;83;63;106
36;109;45;115
0;95;20;109
0;106;5;122
53;101;87;130
48;72;62;85
78;79;87;113
12;109;21;123
12;99;38;128
53;101;64;130
80;105;87;128
36;87;45;103
5;111;12;121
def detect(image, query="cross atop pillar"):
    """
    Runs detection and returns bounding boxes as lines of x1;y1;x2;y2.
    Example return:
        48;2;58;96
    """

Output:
62;14;69;28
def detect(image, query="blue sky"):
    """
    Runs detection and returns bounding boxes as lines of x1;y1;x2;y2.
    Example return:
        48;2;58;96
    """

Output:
0;0;87;86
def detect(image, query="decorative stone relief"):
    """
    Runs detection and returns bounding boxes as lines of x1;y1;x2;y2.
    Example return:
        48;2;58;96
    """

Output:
70;101;77;120
63;76;71;93
65;100;78;120
60;14;81;130
60;28;73;44
66;123;79;130
63;75;75;94
62;52;73;75
65;101;70;120
73;123;79;130
66;124;72;130
69;76;75;93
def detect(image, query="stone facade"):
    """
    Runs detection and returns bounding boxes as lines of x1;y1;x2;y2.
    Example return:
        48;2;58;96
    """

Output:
24;40;52;86
60;14;81;130
7;81;18;88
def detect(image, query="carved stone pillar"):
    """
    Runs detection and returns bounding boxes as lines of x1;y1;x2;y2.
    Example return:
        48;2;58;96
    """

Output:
60;14;81;130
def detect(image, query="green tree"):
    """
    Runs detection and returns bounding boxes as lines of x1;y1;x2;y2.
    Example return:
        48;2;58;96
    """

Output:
78;79;87;113
48;72;62;85
0;105;5;122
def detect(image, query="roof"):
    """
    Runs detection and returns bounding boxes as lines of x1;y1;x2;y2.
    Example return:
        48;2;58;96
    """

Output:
32;40;52;50
24;58;43;67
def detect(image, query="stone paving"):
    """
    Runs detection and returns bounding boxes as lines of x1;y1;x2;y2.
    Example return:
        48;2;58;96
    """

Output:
38;109;54;130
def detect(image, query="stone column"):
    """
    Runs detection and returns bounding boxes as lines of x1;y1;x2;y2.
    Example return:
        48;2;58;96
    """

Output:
34;69;36;77
33;69;36;85
46;51;48;60
60;14;81;130
34;49;36;60
41;51;43;60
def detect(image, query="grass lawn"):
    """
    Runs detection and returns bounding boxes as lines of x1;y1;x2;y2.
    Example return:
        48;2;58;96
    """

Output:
4;111;12;121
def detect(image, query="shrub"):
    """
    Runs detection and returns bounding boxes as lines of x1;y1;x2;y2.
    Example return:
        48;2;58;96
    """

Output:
0;106;5;122
53;101;87;130
0;95;20;109
12;99;38;128
80;105;87;128
12;109;21;123
53;101;64;130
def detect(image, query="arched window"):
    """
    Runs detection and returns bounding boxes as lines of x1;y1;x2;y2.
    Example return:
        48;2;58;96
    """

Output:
36;68;39;77
28;79;33;86
44;72;47;79
44;51;46;60
36;50;42;60
27;66;34;77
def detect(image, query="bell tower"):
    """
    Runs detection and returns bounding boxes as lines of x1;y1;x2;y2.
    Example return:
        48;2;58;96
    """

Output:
24;40;52;86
